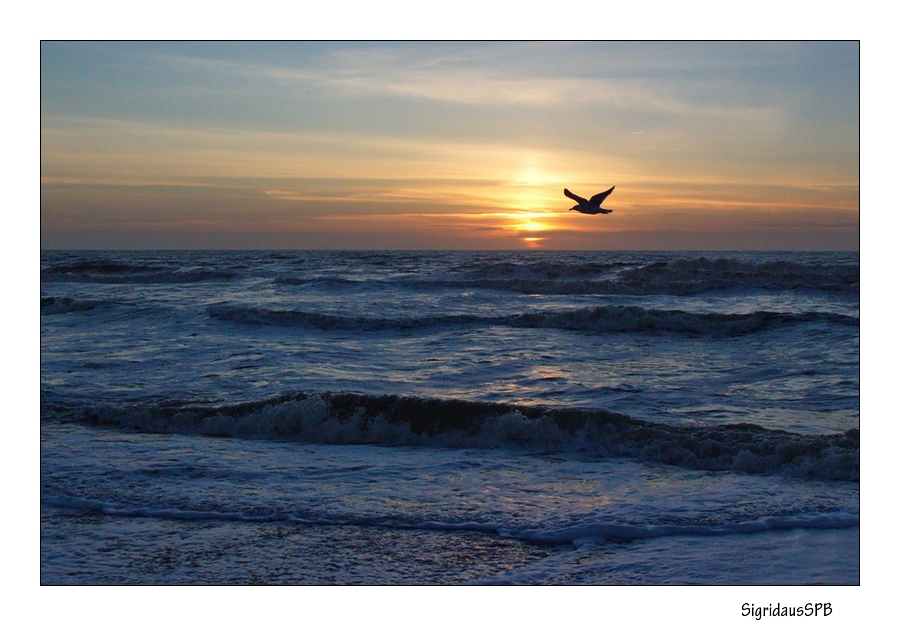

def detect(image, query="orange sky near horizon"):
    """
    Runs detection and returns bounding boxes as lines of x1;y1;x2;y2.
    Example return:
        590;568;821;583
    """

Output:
40;42;859;251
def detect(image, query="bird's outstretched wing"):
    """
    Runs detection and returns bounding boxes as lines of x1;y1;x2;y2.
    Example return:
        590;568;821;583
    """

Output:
564;189;588;205
589;186;615;206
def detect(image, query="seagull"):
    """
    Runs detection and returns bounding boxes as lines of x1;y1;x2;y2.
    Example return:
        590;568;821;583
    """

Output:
564;186;615;215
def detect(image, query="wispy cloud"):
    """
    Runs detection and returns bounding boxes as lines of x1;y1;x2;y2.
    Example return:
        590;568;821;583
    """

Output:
153;47;787;122
39;115;634;186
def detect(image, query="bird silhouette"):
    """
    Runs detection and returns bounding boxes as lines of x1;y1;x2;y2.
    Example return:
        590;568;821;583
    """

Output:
564;186;615;214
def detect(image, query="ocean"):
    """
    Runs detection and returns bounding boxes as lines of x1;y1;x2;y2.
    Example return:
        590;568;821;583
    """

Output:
40;250;859;585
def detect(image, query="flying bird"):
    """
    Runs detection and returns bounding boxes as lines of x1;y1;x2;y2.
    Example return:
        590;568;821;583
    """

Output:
564;186;615;215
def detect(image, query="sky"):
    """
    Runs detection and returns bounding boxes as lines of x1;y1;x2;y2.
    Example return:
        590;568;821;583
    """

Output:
40;41;859;250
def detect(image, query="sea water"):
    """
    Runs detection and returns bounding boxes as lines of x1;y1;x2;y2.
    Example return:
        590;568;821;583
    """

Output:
40;250;859;584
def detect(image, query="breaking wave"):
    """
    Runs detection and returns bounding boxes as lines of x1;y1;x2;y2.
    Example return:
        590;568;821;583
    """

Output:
208;304;857;337
41;296;104;315
273;276;369;288
41;259;234;284
207;305;485;331
463;256;859;295
79;392;859;481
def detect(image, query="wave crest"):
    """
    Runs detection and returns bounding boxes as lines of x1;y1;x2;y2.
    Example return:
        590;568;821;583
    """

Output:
42;259;234;284
41;296;101;315
81;392;859;481
465;257;859;295
208;304;856;336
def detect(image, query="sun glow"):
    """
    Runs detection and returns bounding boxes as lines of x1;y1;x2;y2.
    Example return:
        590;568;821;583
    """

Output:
515;214;552;233
515;166;548;186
